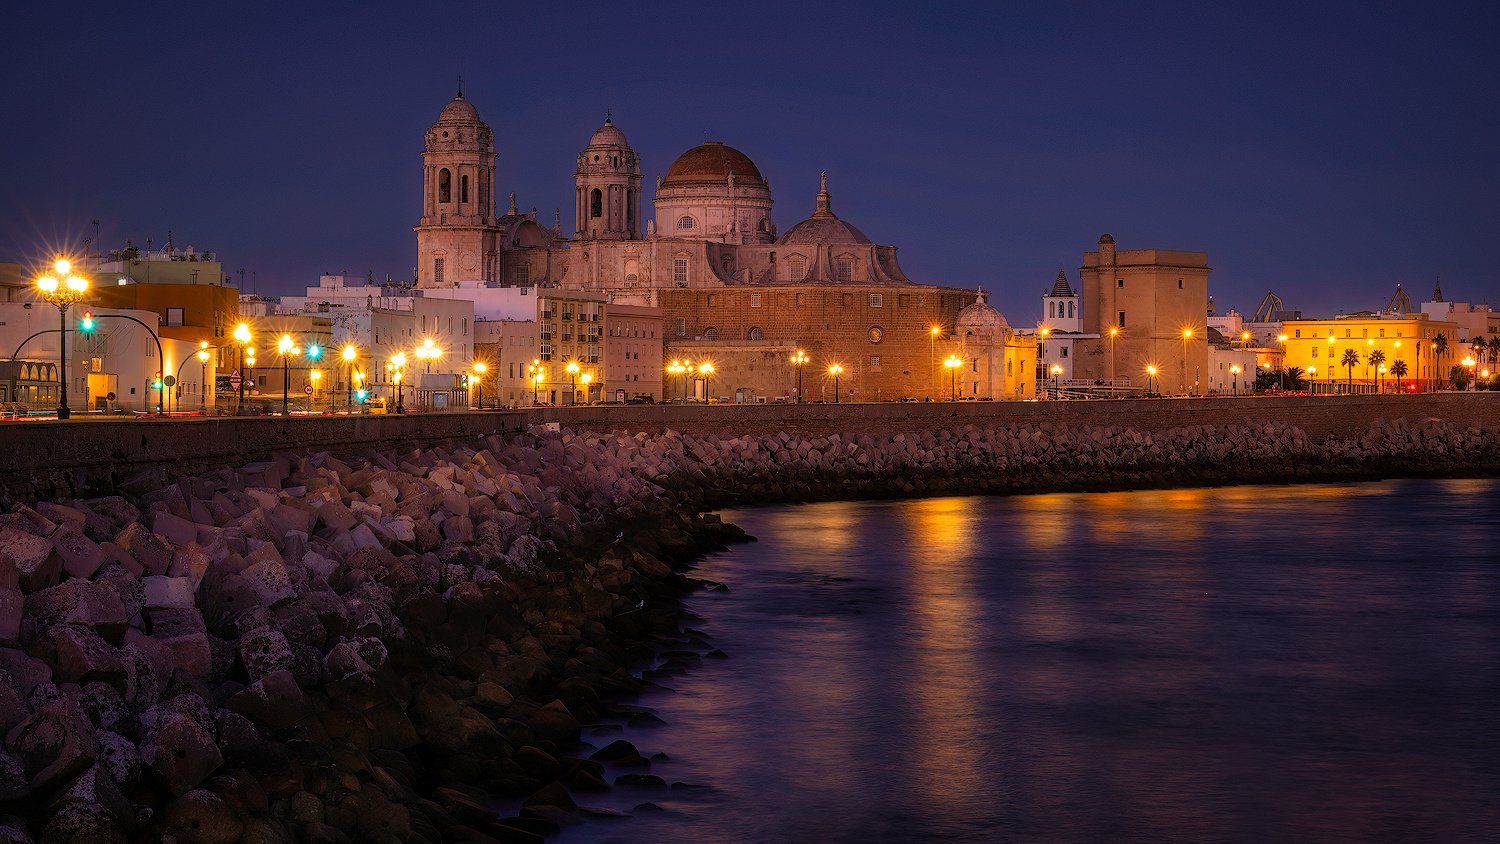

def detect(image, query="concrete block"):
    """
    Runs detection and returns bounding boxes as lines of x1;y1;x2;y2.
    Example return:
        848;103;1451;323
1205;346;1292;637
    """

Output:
0;647;52;694
50;528;107;581
51;625;127;692
143;576;196;610
150;511;199;549
141;713;224;796
240;559;296;608
225;670;316;731
0;528;58;592
112;522;172;577
5;698;100;793
237;626;294;683
0;588;20;648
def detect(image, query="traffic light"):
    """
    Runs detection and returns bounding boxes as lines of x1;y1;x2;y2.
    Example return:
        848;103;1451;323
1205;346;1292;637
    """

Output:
355;389;367;401
80;311;94;332
151;371;163;389
307;344;321;360
459;374;468;387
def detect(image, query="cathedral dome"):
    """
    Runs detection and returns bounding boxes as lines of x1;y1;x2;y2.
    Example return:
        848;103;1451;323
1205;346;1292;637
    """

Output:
776;172;871;245
662;142;766;187
589;117;628;148
958;295;1010;331
437;94;481;123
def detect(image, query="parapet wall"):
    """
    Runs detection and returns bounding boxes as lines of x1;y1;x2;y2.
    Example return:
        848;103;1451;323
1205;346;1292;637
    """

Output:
1;394;1495;502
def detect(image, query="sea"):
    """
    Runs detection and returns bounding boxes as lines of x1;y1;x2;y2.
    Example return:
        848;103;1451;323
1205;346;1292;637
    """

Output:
555;478;1500;843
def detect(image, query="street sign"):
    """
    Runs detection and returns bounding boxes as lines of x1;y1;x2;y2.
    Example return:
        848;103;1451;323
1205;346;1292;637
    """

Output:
162;375;176;388
229;368;243;388
303;385;313;395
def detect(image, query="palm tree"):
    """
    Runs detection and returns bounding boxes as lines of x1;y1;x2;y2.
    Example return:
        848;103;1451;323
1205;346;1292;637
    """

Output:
1390;358;1409;391
1284;365;1306;391
1341;347;1360;391
1432;332;1449;389
1369;348;1387;392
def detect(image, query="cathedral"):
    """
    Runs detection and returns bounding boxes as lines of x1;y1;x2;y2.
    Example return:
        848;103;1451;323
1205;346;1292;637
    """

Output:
414;92;1032;402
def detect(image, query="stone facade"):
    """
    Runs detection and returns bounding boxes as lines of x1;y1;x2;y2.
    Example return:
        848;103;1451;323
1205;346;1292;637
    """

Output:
414;95;1004;403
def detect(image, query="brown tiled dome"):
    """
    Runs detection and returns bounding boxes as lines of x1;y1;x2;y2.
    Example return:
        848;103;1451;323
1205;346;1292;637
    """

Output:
437;95;481;123
662;142;766;186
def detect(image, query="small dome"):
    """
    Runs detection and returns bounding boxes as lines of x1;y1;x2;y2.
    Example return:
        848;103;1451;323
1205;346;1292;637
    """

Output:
777;217;871;245
438;95;481;123
662;142;766;187
958;297;1010;330
1098;233;1116;244
589;117;628;148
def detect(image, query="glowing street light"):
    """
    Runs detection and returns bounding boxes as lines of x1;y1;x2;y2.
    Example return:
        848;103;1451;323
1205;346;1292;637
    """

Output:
698;361;713;404
415;338;440;373
234;322;252;414
1146;364;1158;395
791;350;809;403
944;354;962;401
527;359;542;405
929;325;942;398
565;360;581;404
1108;326;1119;386
580;370;593;405
472;361;487;409
196;341;211;412
1050;363;1063;398
1277;334;1288;390
278;334;301;416
342;344;358;407
829;363;844;403
1182;327;1194;396
667;359;689;401
1230;364;1241;396
390;351;407;412
35;258;89;419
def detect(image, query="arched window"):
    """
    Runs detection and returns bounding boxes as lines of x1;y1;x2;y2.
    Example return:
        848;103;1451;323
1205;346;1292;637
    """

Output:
757;218;768;232
749;327;763;341
677;216;696;230
438;169;451;203
625;273;639;287
461;174;469;204
787;257;806;281
703;327;718;340
591;189;602;218
1067;302;1074;318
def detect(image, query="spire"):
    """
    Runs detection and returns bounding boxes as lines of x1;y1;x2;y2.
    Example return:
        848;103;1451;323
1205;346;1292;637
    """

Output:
1433;276;1444;302
456;75;463;98
605;110;611;125
811;171;836;219
1048;269;1074;297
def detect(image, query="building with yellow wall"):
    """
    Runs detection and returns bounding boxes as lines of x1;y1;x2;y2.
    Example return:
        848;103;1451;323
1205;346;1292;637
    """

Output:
1282;314;1459;393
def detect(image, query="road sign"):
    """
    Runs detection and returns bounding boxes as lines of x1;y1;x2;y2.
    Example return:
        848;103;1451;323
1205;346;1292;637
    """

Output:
229;368;242;388
303;385;313;395
162;375;176;388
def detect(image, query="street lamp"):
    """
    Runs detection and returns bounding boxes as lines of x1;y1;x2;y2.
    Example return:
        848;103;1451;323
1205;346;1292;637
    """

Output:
35;259;89;419
791;350;809;402
829;363;844;403
416;338;440;373
390;351;407;412
342;344;358;407
1038;326;1051;388
1308;365;1317;393
1463;355;1476;390
930;325;942;398
1230;364;1241;396
527;359;541;405
1146;364;1158;395
234;323;252;414
196;342;211;413
565;360;580;404
1182;327;1194;396
472;361;487;409
1108;326;1119;387
667;359;688;401
277;334;300;416
698;362;713;404
1378;363;1387;393
353;371;366;411
944;354;962;401
1050;363;1063;398
1277;334;1288;390
580;371;592;405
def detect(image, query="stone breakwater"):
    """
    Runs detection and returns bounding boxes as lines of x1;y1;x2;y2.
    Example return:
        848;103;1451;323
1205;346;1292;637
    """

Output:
0;415;1495;843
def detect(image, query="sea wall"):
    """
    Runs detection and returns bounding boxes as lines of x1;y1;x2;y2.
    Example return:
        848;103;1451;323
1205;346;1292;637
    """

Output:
0;411;1497;841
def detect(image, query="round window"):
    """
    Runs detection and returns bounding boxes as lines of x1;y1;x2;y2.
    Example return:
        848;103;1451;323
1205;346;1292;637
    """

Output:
869;327;883;344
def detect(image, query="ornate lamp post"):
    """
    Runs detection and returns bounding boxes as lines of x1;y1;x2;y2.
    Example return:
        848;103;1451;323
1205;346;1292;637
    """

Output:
277;334;300;416
1230;364;1241;396
472;361;487;409
196;342;211;412
1378;363;1387;393
35;259;89;419
1146;364;1158;395
1050;363;1063;397
1182;327;1194;396
929;325;941;398
828;363;843;403
580;371;592;405
791;350;808;402
390;351;407;412
416;338;440;373
667;359;688;401
565;360;580;404
698;362;713;403
1463;355;1476;390
1277;334;1288;390
527;359;541;405
945;354;962;401
234;323;252;414
1307;365;1317;393
1108;326;1119;386
342;344;358;407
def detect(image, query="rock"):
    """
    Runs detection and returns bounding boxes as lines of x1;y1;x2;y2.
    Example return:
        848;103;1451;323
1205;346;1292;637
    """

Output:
159;788;242;844
142;576;196;610
0;589;19;648
49;529;107;581
224;670;317;731
240;559;297;609
50;626;126;693
38;801;125;844
141;713;225;796
0;648;52;695
0;529;58;593
5;698;100;792
237;626;295;683
112;523;172;577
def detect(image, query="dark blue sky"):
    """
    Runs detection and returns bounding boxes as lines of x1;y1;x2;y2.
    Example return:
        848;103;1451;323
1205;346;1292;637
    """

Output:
4;1;1496;324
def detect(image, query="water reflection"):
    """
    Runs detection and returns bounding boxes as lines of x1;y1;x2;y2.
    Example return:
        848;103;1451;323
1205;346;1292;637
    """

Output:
566;479;1500;844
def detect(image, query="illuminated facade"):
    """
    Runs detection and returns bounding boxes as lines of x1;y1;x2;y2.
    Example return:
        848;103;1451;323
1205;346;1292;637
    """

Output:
1282;315;1459;392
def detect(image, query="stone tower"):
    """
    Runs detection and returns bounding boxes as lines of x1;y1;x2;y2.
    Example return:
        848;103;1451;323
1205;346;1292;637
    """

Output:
1044;269;1081;332
573;115;642;241
415;91;500;288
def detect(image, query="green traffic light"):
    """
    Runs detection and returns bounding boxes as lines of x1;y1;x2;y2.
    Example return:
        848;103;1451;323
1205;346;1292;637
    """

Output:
307;344;321;359
80;311;94;332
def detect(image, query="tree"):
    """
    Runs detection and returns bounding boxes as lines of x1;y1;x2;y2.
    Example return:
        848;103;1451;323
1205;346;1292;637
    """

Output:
1449;364;1472;391
1432;333;1449;388
1489;336;1500;370
1341;347;1360;390
1390;359;1409;391
1368;349;1387;391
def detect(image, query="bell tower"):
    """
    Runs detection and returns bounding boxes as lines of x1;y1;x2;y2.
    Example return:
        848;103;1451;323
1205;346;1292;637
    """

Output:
574;114;642;241
415;88;501;288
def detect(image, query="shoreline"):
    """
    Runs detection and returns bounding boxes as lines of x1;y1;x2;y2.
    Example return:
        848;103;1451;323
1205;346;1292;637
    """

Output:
0;415;1496;842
